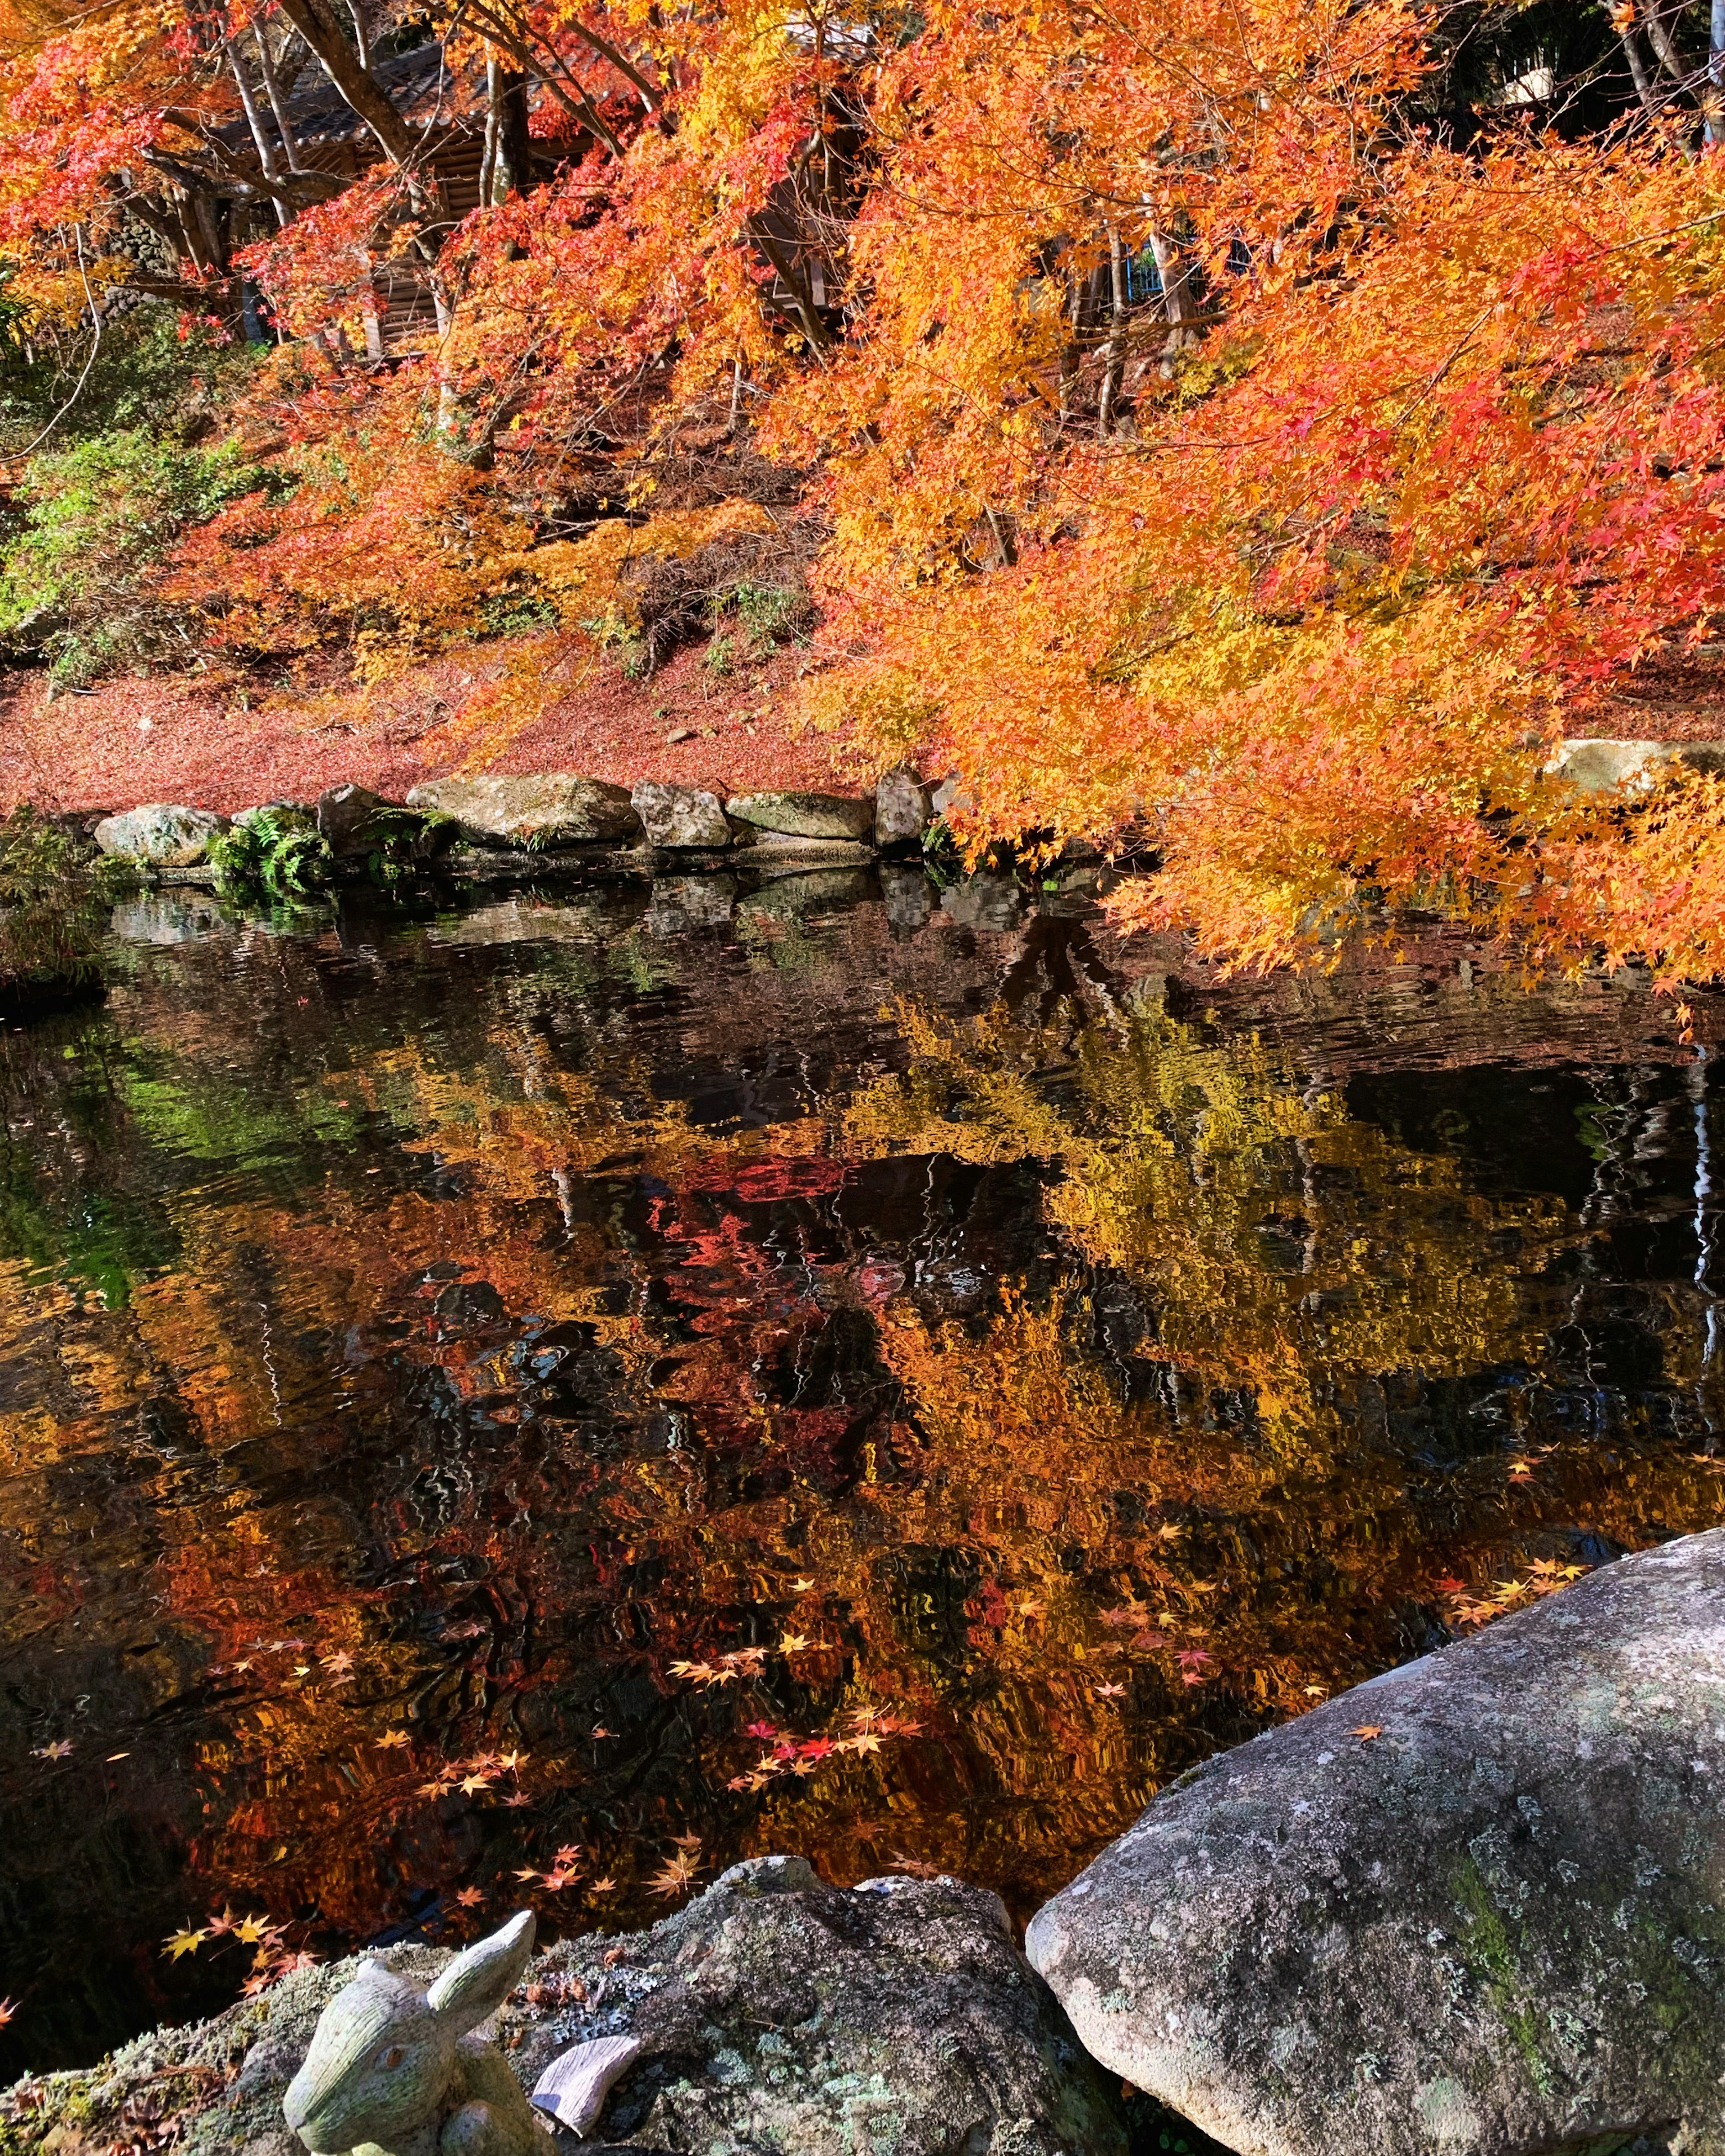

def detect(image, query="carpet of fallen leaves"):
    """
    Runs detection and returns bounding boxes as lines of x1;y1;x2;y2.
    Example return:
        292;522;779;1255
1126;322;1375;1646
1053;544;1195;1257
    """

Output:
0;633;857;816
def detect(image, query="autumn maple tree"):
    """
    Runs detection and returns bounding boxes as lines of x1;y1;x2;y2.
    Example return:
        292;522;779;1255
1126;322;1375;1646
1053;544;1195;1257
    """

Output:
4;0;1725;978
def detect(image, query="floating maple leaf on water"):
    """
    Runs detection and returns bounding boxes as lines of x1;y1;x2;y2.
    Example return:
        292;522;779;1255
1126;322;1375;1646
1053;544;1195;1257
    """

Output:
0;1998;17;2030
376;1729;412;1749
1440;1559;1587;1631
162;1926;207;1961
648;1842;703;1899
30;1740;72;1760
455;1886;484;1909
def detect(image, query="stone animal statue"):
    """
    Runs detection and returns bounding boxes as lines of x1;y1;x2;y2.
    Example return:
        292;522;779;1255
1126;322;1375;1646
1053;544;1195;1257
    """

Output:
283;1910;553;2156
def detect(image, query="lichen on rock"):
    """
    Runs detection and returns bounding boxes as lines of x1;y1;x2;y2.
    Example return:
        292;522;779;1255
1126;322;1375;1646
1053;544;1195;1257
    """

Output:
1026;1529;1725;2156
1;1859;1124;2156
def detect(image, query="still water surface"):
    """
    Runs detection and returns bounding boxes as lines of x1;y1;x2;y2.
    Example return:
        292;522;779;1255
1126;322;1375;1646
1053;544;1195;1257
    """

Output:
0;866;1720;2079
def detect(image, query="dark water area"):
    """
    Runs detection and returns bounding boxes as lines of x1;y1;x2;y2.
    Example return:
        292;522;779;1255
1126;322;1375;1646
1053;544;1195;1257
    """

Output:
0;862;1721;2085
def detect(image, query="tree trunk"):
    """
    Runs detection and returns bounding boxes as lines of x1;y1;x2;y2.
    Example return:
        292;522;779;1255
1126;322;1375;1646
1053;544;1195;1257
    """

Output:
1148;229;1196;363
274;0;420;167
1708;0;1725;142
1058;264;1081;429
1639;0;1689;86
480;58;531;205
1619;20;1660;112
226;43;290;226
255;27;309;173
1097;225;1127;440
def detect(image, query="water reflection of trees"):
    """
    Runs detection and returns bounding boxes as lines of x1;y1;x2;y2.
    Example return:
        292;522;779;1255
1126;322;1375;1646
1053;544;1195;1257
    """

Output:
0;910;1721;2073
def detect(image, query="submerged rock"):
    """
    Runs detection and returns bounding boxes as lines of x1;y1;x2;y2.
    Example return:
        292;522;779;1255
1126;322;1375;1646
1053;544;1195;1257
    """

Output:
646;875;737;935
942;871;1025;932
742;868;872;919
108;890;230;944
631;780;732;849
880;862;934;932
1026;1529;1725;2156
2;1860;1124;2156
405;775;641;848
726;788;875;841
92;804;229;867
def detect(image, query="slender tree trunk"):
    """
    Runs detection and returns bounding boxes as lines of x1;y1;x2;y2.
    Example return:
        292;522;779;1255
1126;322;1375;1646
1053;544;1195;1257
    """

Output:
1639;0;1688;85
480;54;502;208
1620;20;1660;112
274;0;420;166
1097;225;1127;441
1149;228;1196;362
226;44;290;226
255;28;308;173
1058;264;1081;429
1708;0;1725;142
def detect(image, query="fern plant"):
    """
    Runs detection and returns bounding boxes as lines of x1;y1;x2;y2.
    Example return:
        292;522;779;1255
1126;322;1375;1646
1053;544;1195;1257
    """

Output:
208;806;333;895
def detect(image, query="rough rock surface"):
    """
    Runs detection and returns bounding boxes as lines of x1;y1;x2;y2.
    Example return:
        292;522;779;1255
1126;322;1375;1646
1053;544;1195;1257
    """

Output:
875;767;933;849
630;781;733;849
504;1857;1126;2156
92;804;228;866
314;782;387;856
2;1859;1125;2156
0;1944;447;2156
1548;737;1725;793
1026;1530;1725;2156
726;789;875;840
406;775;641;848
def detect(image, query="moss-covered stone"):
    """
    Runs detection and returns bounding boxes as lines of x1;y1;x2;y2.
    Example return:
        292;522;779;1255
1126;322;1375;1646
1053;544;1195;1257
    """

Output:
1026;1530;1725;2156
1;1863;1123;2156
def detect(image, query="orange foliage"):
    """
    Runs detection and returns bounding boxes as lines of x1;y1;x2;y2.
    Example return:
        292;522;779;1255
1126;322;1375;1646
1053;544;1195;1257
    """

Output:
4;0;1725;972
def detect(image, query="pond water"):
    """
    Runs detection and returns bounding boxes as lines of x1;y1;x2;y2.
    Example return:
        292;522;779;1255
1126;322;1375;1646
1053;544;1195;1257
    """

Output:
0;863;1721;2084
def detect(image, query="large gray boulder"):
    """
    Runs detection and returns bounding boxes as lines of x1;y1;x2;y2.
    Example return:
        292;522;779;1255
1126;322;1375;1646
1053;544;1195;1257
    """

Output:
1;1859;1124;2156
875;766;934;849
1026;1531;1725;2156
93;804;229;866
405;775;641;848
630;780;732;849
1547;738;1725;794
314;782;387;856
507;1856;1127;2155
726;788;875;841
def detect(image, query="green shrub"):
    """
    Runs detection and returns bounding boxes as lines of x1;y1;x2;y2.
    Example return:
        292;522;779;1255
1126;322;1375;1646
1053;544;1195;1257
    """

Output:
0;806;128;1005
0;427;270;683
730;578;809;654
0;307;265;454
208;805;333;895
